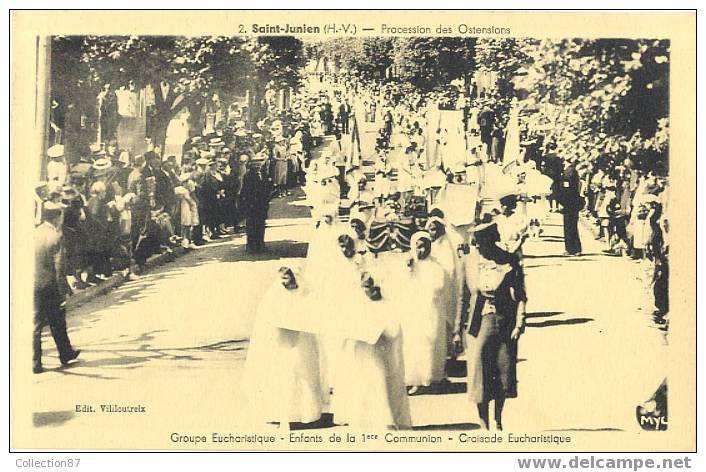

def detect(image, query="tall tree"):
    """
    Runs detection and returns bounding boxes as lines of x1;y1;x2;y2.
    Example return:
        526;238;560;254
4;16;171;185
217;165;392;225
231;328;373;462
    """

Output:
80;35;255;148
392;37;476;92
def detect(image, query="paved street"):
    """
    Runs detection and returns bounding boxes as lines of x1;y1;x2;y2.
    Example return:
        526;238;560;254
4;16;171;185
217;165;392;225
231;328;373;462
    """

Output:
24;79;667;444
26;187;667;444
22;85;670;446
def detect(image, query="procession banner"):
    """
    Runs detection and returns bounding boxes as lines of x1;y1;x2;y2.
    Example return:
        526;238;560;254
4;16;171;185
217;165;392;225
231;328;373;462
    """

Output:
9;10;695;453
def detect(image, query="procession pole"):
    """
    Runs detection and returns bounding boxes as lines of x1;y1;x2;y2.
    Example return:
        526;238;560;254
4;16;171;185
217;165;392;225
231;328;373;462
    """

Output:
35;35;52;180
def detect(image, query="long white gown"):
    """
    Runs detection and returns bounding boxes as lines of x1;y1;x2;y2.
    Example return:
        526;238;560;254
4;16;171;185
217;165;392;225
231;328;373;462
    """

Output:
398;254;447;386
242;278;323;425
432;235;460;358
329;286;411;429
315;252;362;404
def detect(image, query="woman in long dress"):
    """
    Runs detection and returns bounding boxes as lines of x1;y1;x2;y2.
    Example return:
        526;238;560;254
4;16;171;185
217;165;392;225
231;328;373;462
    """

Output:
242;267;323;426
272;140;289;197
453;219;527;431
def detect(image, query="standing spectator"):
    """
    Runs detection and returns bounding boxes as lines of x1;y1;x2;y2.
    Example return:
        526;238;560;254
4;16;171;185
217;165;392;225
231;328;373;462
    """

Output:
338;98;351;134
175;176;199;248
198;160;222;239
239;161;271;253
127;154;145;196
272;136;289;197
60;185;87;291
34;201;80;374
84;181;113;282
557;161;583;256
46;145;67;192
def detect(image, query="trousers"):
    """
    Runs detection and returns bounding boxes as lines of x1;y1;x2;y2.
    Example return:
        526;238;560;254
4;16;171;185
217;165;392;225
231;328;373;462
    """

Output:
246;216;266;251
563;209;582;254
34;285;73;367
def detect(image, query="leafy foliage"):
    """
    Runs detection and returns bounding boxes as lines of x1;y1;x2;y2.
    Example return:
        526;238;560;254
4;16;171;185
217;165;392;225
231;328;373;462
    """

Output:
51;35;304;146
392;38;476;92
514;38;669;173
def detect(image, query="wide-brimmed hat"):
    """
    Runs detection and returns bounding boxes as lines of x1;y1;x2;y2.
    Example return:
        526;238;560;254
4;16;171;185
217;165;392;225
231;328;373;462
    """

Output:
234;129;248;138
195;157;211;166
47;144;65;159
209;138;225;147
92;158;112;172
318;165;338;180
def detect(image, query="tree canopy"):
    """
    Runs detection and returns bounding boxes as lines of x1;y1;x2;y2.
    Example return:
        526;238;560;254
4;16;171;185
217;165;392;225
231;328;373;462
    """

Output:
51;35;304;146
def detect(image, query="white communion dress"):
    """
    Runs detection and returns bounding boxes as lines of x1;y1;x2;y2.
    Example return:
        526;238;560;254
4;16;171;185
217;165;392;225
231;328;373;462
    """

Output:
242;276;323;425
398;254;447;387
328;283;412;429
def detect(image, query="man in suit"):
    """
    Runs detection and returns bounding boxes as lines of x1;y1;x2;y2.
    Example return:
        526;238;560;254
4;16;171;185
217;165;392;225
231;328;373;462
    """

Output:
239;161;271;253
34;202;80;373
338;99;352;134
558;161;583;255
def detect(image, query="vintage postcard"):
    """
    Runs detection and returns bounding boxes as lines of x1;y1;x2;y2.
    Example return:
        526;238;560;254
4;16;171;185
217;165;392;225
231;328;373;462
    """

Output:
10;10;696;452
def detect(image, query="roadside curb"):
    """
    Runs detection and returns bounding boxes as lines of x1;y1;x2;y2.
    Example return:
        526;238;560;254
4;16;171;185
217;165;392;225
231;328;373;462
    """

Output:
65;246;187;310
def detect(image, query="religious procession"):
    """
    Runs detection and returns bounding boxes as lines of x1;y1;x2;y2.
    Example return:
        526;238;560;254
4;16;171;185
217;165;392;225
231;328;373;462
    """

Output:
31;35;670;434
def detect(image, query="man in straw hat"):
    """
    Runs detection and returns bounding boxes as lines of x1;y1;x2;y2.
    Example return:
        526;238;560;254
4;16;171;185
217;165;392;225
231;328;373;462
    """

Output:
46;144;67;191
34;201;80;373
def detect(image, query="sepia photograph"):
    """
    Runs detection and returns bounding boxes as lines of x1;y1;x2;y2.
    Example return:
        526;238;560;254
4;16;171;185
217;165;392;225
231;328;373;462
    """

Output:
9;10;696;453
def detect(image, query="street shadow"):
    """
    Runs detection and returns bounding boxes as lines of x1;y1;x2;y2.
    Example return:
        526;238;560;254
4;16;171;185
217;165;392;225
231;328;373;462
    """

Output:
267;187;313;221
524;253;604;259
33;410;75;428
538;236;565;242
414;382;467;396
523;263;561;269
524;311;563;319
290;413;336;430
219;240;309;262
39;329;232;382
413;423;481;431
526;317;594;328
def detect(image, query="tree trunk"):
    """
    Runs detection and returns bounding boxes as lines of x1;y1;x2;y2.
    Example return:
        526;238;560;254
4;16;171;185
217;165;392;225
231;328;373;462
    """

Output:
186;99;204;137
148;111;171;152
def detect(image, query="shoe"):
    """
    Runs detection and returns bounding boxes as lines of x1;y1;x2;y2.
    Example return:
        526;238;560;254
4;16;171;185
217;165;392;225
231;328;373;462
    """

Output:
60;349;81;366
33;364;44;374
193;240;206;246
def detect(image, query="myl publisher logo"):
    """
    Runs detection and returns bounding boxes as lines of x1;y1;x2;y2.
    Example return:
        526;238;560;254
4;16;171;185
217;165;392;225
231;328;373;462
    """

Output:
636;380;667;431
